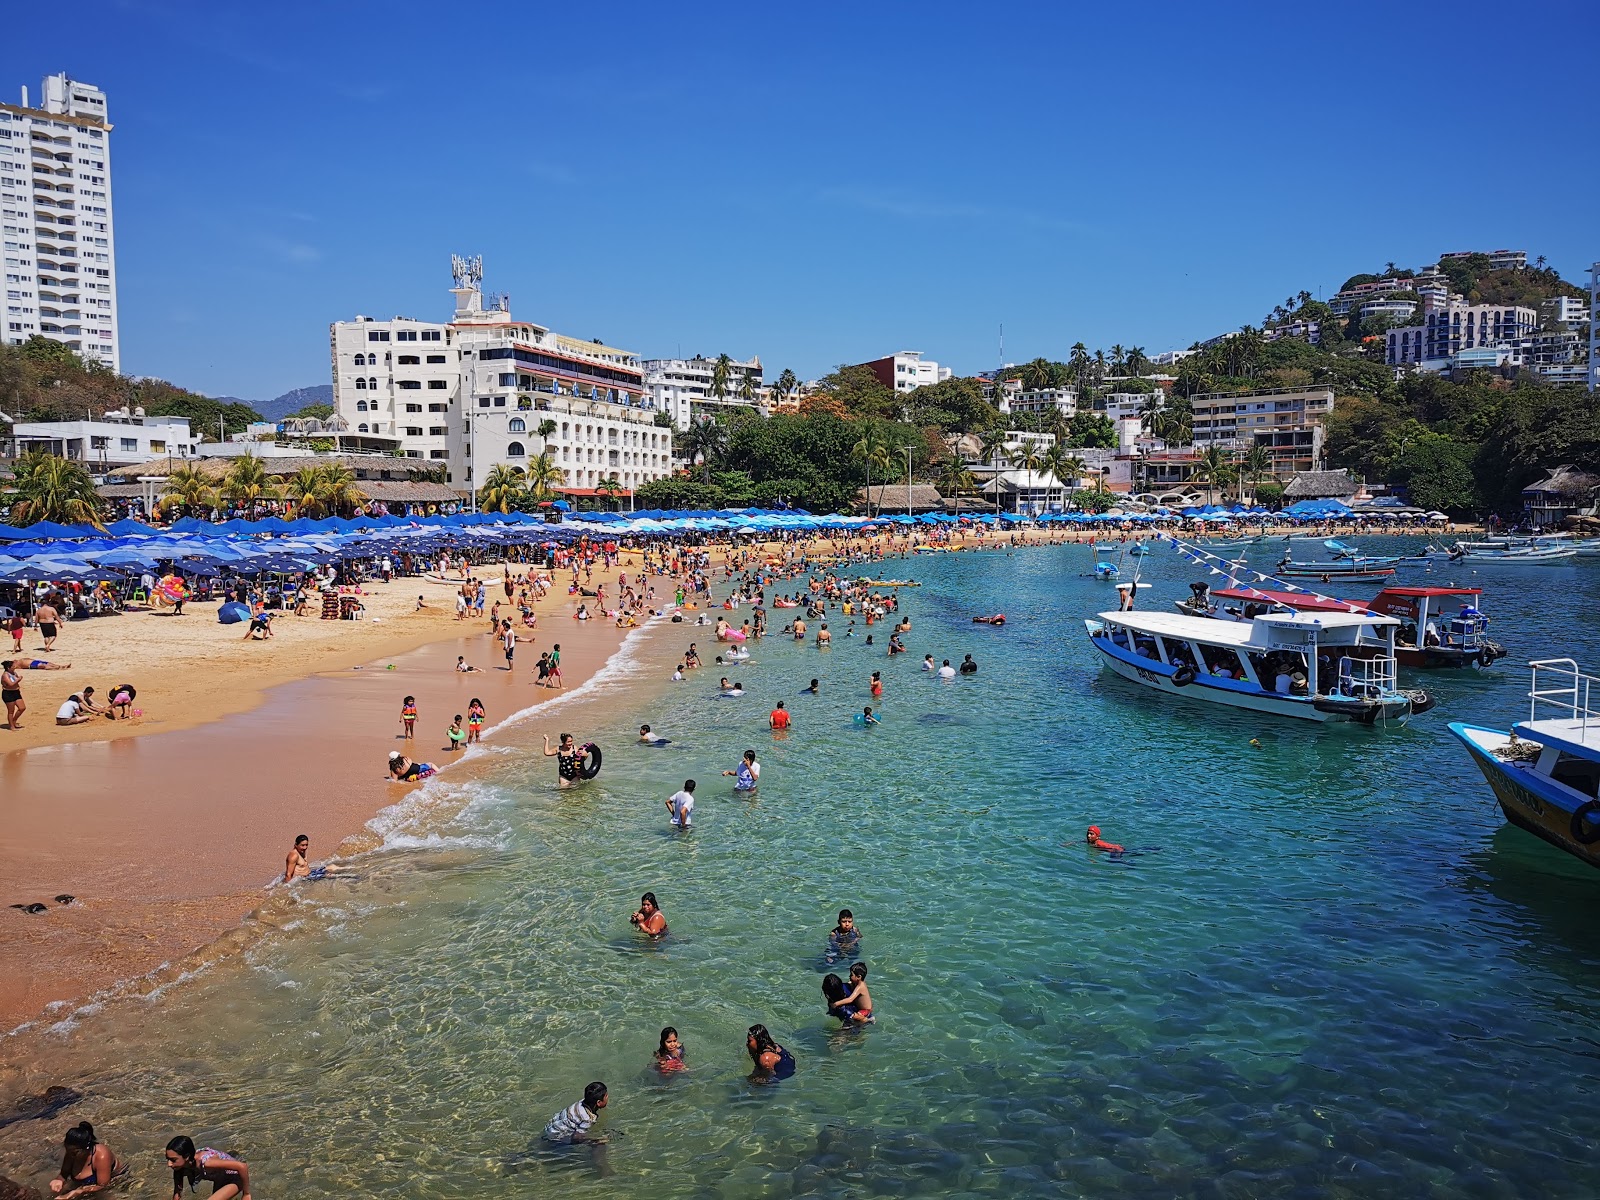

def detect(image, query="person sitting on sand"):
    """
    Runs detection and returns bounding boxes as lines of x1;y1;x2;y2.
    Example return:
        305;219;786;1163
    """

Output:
630;891;668;937
284;834;345;884
1085;825;1125;854
55;694;93;726
455;656;482;673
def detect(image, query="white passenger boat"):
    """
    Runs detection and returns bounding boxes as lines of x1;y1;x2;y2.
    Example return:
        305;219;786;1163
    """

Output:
1084;609;1433;724
1451;659;1600;869
1446;541;1576;563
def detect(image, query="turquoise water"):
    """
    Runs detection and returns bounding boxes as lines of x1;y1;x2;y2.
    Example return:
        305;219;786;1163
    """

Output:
5;541;1600;1197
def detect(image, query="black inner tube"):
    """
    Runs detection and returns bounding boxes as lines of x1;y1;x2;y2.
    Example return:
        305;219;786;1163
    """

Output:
1171;665;1196;687
577;742;602;779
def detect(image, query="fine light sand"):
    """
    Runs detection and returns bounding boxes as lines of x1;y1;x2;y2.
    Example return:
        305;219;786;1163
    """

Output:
0;566;636;1033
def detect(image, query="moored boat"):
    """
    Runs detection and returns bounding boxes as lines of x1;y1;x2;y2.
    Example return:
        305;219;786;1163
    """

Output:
1084;608;1433;724
1180;583;1508;670
1446;541;1577;563
1451;659;1600;869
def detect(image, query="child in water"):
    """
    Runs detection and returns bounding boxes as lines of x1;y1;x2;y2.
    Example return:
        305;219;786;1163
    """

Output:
654;1026;687;1072
447;714;466;752
830;963;874;1022
399;696;417;739
827;909;861;962
467;699;485;744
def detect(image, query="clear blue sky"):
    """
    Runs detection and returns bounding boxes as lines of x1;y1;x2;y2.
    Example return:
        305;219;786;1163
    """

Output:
5;1;1596;404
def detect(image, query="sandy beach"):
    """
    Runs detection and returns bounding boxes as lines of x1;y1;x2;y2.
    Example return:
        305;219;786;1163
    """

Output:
0;566;635;1034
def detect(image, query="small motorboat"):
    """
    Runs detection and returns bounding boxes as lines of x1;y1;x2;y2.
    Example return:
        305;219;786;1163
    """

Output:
1451;657;1600;869
1093;561;1121;580
1447;540;1577;563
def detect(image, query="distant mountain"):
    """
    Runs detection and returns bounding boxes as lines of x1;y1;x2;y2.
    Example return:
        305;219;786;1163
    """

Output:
254;384;334;423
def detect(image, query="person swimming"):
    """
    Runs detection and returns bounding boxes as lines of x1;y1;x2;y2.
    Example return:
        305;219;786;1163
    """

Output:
654;1026;687;1072
1086;825;1125;853
639;723;669;745
746;1024;796;1080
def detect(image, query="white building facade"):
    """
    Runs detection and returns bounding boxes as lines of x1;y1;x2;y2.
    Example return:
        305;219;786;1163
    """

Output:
643;355;764;429
0;73;118;370
1001;385;1077;420
1385;299;1539;367
330;259;673;500
856;350;950;394
8;412;196;473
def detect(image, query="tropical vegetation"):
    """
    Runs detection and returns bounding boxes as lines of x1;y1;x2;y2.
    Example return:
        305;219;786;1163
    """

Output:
8;452;105;527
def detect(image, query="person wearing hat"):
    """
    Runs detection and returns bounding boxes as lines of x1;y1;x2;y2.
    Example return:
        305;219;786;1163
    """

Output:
1085;826;1125;854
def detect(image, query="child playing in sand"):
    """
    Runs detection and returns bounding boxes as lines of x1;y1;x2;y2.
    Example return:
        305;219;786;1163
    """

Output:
467;698;485;744
447;714;466;752
400;696;417;739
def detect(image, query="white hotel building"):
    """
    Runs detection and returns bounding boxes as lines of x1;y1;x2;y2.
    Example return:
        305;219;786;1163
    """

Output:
644;355;765;429
0;73;118;370
330;260;673;500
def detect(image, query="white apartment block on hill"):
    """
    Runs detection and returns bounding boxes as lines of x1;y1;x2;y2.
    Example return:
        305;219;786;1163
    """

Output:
643;354;764;429
1;73;118;370
331;258;673;500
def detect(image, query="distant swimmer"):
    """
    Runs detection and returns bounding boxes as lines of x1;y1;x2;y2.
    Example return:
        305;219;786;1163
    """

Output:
718;678;745;697
804;678;820;695
922;655;935;672
816;623;832;648
723;749;761;791
1086;825;1125;853
666;780;695;829
770;701;791;730
858;706;880;725
746;1024;796;1081
870;672;883;698
639;723;669;745
958;654;978;675
542;1082;609;1145
654;1027;686;1073
937;660;956;679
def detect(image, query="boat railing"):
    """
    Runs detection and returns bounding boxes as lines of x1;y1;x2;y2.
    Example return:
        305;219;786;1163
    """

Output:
1528;658;1600;731
1338;653;1398;698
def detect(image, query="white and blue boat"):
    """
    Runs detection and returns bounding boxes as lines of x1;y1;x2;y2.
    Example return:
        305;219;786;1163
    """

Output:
1084;609;1433;724
1093;561;1121;580
1450;659;1600;869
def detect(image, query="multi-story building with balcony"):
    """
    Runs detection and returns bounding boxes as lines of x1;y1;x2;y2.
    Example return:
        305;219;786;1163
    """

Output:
0;73;117;369
1189;386;1334;475
1385;299;1539;367
8;411;196;474
1002;385;1077;420
643;354;764;429
1440;249;1526;272
331;258;672;502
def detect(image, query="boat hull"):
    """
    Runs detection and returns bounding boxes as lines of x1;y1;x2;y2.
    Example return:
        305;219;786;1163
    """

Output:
1084;623;1419;723
1450;723;1600;869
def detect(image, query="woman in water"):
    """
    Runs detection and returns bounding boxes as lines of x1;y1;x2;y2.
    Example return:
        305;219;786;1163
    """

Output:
165;1136;250;1200
49;1121;124;1197
543;732;583;788
722;749;760;791
821;974;860;1024
746;1024;796;1080
654;1026;687;1072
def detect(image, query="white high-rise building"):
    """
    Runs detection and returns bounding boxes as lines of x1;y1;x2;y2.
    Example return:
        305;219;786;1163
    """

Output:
643;355;764;429
0;73;118;370
331;258;674;501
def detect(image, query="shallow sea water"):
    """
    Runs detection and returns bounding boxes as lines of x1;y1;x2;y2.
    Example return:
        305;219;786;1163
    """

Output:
4;539;1600;1198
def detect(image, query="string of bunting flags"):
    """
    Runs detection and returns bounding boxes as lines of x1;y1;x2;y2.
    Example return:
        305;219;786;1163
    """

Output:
1161;537;1381;617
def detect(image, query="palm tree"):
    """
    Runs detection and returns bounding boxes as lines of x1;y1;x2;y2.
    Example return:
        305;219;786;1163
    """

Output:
1043;445;1085;510
851;421;895;517
1193;444;1233;505
1124;346;1150;377
1020;357;1055;391
680;416;727;483
318;463;367;517
775;368;799;399
222;455;282;520
937;455;976;502
1110;344;1126;375
1093;348;1107;381
594;476;626;512
1008;440;1045;514
477;463;527;514
1068;343;1091;385
537;419;558;454
1240;444;1273;504
9;453;104;528
158;464;218;518
284;466;327;518
737;372;757;404
710;353;733;402
524;451;566;503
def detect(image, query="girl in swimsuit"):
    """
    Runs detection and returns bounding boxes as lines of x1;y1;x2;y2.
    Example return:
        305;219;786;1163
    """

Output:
165;1136;250;1200
544;732;582;787
399;696;417;740
467;699;485;744
654;1026;687;1072
50;1121;125;1197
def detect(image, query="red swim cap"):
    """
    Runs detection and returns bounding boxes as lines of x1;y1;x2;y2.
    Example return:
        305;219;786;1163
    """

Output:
1087;825;1101;838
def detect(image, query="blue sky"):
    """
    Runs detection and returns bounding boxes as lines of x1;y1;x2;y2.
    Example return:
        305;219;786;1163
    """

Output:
5;1;1596;404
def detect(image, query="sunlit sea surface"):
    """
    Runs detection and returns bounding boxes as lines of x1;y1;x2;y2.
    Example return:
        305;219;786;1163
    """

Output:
5;538;1600;1198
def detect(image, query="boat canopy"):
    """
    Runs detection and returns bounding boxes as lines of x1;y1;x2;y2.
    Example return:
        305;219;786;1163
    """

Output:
1208;587;1365;614
1098;608;1399;651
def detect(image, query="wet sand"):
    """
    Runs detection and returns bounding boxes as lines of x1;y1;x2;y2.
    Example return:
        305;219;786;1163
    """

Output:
0;614;629;1035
